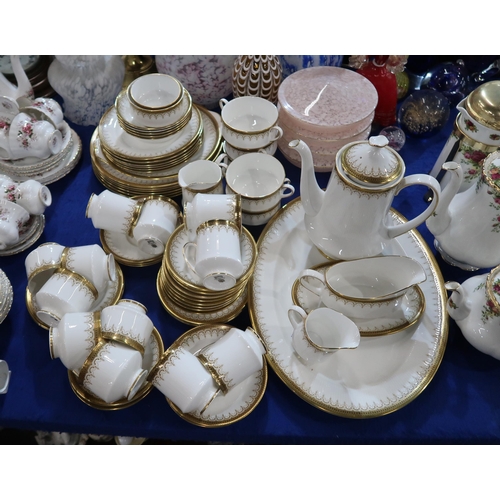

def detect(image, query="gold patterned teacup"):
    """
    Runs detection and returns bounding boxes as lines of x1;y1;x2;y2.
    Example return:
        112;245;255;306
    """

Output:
196;327;266;393
100;299;153;357
182;219;243;291
50;311;103;373
35;268;100;328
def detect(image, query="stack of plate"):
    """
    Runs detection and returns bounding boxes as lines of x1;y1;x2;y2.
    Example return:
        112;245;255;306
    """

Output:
156;224;257;325
0;269;13;324
0;122;82;184
277;66;378;172
90;75;223;198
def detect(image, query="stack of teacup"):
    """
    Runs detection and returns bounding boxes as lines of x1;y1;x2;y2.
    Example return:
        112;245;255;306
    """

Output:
157;193;258;325
50;299;162;407
0;174;51;254
86;189;181;265
149;324;265;416
90;73;223;199
224;152;294;226
219;95;282;160
0;95;80;183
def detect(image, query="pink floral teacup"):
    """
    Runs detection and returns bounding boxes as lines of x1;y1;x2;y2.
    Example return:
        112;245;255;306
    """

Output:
18;97;64;128
6;112;62;160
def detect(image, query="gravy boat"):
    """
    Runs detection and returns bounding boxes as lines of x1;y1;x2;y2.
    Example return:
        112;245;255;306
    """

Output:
298;256;426;321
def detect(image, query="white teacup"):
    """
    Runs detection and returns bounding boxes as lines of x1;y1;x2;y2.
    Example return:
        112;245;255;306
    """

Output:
79;340;149;404
35;268;100;327
0;199;30;250
184;193;241;242
196;326;266;393
150;347;219;415
0;359;11;395
298;256;426;321
225;153;294;212
219;96;283;149
131;196;180;256
60;244;116;296
288;305;360;366
100;299;153;356
0;176;52;215
178;154;228;205
25;242;65;279
49;311;102;372
182;219;243;291
18;97;64;127
7;112;62;160
86;190;139;234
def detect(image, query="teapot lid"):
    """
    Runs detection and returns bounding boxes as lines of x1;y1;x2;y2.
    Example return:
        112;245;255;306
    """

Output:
465;81;500;131
339;136;404;186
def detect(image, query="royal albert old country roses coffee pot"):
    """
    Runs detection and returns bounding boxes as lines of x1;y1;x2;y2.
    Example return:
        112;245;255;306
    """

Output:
426;152;500;271
291;136;441;260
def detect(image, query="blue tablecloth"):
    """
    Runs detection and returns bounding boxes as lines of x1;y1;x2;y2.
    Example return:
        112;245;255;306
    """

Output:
1;101;498;445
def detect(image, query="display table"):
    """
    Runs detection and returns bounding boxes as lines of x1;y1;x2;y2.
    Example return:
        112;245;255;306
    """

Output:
1;102;499;445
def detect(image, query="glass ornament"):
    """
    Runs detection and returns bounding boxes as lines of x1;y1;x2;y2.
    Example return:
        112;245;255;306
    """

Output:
379;126;406;151
398;90;450;137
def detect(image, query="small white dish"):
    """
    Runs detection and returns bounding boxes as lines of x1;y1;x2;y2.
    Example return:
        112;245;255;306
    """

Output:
164;323;267;427
100;229;163;267
99;106;201;159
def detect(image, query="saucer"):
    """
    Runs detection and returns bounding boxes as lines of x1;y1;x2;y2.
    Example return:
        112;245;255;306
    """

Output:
291;262;426;336
0;214;45;257
166;224;256;287
100;229;163;267
68;326;164;410
99;105;201;160
26;261;125;330
157;269;248;325
163;324;267;427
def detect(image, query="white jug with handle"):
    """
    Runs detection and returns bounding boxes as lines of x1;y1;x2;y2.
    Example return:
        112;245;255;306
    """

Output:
291;136;441;261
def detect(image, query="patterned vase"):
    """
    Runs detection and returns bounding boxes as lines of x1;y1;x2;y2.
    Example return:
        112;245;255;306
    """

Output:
154;55;237;110
232;55;282;104
47;55;125;127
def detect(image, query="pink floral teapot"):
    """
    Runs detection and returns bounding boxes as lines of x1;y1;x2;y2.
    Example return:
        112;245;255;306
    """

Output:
426;152;500;271
446;264;500;360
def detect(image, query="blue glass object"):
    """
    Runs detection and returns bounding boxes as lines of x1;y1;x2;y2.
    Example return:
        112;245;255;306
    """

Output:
421;61;469;105
279;55;344;79
398;90;450;138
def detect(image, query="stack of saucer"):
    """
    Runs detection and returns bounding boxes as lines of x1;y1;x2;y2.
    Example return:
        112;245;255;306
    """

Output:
276;66;378;172
156;223;257;325
0;269;13;324
90;73;223;198
0;121;82;184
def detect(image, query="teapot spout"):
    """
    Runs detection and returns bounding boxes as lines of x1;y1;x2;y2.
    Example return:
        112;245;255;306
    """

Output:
289;139;324;217
445;281;472;322
426;161;463;236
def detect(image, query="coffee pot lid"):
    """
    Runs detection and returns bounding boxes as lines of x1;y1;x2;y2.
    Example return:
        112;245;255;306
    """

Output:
465;81;500;131
339;135;403;186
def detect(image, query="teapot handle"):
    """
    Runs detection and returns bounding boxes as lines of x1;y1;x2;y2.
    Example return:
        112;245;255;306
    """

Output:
386;174;440;239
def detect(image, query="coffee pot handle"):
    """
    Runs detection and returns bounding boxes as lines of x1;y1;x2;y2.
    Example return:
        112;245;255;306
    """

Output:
387;174;441;239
